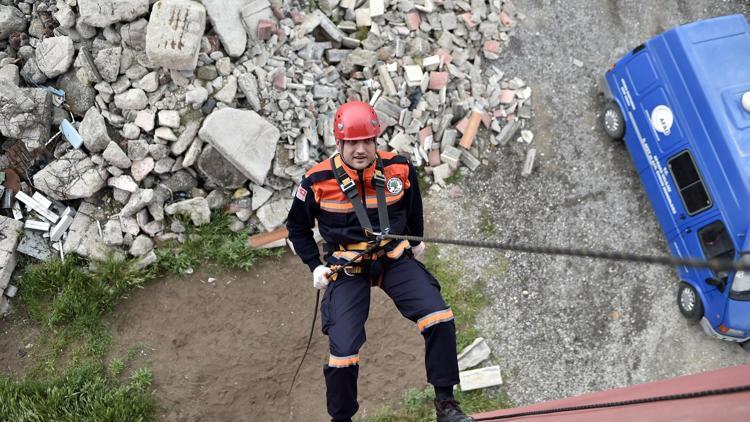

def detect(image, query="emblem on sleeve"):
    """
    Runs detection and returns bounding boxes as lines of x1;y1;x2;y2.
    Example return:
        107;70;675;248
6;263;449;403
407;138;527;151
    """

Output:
296;185;308;201
386;177;403;194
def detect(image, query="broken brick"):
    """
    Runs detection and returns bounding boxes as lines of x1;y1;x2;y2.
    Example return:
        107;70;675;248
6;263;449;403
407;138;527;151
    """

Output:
419;126;434;147
455;116;469;134
483;40;502;54
500;11;513;27
481;112;492;129
273;71;286;90
435;48;453;66
257;19;278;41
406;11;421;31
290;10;305;24
499;89;516;104
461;13;478;28
429;148;441;167
428;71;449;90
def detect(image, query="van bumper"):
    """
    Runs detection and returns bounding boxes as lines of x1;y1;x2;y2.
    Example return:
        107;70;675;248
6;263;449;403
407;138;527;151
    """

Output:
700;317;750;343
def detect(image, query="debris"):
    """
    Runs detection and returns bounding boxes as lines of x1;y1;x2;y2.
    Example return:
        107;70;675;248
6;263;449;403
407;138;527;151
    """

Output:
457;337;492;371
459;365;503;391
521;148;537;177
459;107;484;150
248;227;289;248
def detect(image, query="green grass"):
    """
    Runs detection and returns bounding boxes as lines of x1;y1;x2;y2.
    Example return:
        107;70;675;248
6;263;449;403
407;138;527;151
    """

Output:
364;387;514;422
3;212;282;421
0;363;156;422
423;246;488;351
156;212;282;275
479;208;496;236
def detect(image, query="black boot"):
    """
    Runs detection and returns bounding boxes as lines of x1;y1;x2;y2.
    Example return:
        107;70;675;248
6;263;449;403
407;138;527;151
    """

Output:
435;399;475;422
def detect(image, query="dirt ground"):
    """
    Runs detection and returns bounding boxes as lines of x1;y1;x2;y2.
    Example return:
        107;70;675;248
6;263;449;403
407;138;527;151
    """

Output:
106;252;426;422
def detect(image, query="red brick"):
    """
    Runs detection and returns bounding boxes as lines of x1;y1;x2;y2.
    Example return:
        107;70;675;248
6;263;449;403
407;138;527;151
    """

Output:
499;89;516;104
455;116;469;134
483;40;501;54
461;13;478;28
429;148;441;167
419;126;434;146
406;11;421;31
273;71;286;90
507;114;517;122
481;112;492;129
257;19;278;41
290;10;305;24
428;71;449;90
435;48;453;66
500;11;513;27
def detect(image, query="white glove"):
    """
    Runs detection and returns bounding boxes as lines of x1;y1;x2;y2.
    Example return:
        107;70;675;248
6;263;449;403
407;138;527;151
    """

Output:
412;242;426;260
313;265;332;290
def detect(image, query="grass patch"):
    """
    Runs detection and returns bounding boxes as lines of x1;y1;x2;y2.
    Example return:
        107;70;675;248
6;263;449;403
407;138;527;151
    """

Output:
355;26;370;41
443;170;464;185
0;363;156;422
4;212;282;420
364;387;514;422
479;208;496;236
423;246;488;351
156;212;282;275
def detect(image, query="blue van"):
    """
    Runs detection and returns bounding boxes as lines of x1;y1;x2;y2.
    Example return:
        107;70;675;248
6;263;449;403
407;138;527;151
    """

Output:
601;14;750;349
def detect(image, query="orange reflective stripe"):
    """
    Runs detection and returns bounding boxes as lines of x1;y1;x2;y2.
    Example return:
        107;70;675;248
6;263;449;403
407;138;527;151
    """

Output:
329;354;359;368
417;309;455;332
386;240;411;259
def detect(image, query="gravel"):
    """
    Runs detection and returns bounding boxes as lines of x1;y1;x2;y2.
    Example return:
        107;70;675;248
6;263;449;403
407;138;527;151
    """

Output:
425;0;750;406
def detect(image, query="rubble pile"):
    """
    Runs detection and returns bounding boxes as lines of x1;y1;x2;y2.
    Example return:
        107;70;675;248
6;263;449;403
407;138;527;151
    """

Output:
0;0;534;313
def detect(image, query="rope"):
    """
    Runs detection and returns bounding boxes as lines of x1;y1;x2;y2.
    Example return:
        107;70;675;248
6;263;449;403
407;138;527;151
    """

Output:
472;384;750;420
381;234;750;273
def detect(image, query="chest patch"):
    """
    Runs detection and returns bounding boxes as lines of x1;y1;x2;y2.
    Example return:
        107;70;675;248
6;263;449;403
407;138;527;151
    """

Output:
386;177;403;194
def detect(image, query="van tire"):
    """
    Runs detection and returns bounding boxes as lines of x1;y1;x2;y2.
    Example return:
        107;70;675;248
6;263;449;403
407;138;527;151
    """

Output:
677;283;703;322
602;101;625;140
741;341;750;353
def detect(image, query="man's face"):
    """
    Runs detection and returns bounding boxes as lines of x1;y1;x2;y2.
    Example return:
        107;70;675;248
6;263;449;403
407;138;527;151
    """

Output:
339;138;377;170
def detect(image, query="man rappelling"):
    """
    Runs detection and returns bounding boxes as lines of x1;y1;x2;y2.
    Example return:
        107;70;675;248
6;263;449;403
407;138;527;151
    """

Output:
286;101;474;422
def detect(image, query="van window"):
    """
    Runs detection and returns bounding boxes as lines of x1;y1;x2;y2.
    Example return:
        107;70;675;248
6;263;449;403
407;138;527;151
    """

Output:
668;151;711;215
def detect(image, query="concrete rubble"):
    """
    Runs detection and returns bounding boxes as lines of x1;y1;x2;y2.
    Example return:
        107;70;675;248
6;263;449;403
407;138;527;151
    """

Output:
0;0;534;313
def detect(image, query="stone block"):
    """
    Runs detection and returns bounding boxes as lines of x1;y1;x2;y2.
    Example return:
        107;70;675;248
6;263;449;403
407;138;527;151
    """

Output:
146;0;206;70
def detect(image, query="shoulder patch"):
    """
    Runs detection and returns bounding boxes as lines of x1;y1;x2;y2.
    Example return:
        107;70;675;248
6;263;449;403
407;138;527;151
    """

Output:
386;177;403;194
296;185;308;201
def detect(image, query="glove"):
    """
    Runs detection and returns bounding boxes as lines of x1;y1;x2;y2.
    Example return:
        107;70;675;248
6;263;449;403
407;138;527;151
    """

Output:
313;265;332;290
412;242;426;260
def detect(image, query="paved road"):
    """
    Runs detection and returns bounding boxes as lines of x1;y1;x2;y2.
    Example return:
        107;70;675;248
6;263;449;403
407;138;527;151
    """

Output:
424;0;750;406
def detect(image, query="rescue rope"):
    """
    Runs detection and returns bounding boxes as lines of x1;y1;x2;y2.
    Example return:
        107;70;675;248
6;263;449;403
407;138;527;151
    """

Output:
381;234;750;273
471;383;750;420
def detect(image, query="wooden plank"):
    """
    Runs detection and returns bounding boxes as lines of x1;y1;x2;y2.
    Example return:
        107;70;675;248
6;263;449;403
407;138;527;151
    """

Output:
248;228;289;248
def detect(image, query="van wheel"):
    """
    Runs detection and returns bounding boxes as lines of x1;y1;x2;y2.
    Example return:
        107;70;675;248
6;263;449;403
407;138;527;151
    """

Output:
602;101;625;140
677;283;703;322
741;341;750;353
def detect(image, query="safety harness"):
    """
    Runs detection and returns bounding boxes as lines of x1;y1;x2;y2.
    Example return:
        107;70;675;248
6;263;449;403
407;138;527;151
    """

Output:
331;153;390;238
329;152;402;280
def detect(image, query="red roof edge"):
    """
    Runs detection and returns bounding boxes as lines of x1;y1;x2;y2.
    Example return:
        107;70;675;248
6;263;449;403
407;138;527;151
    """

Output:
472;364;750;421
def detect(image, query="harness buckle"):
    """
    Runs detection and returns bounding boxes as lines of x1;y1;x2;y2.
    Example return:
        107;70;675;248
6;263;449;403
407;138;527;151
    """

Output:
344;266;357;277
373;170;386;187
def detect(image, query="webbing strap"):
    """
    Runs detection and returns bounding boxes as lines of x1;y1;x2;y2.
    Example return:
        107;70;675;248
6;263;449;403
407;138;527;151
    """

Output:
331;154;373;234
330;153;390;237
373;156;390;235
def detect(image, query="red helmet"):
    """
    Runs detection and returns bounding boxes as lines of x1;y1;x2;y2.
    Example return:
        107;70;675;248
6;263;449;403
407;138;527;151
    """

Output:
333;101;381;141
